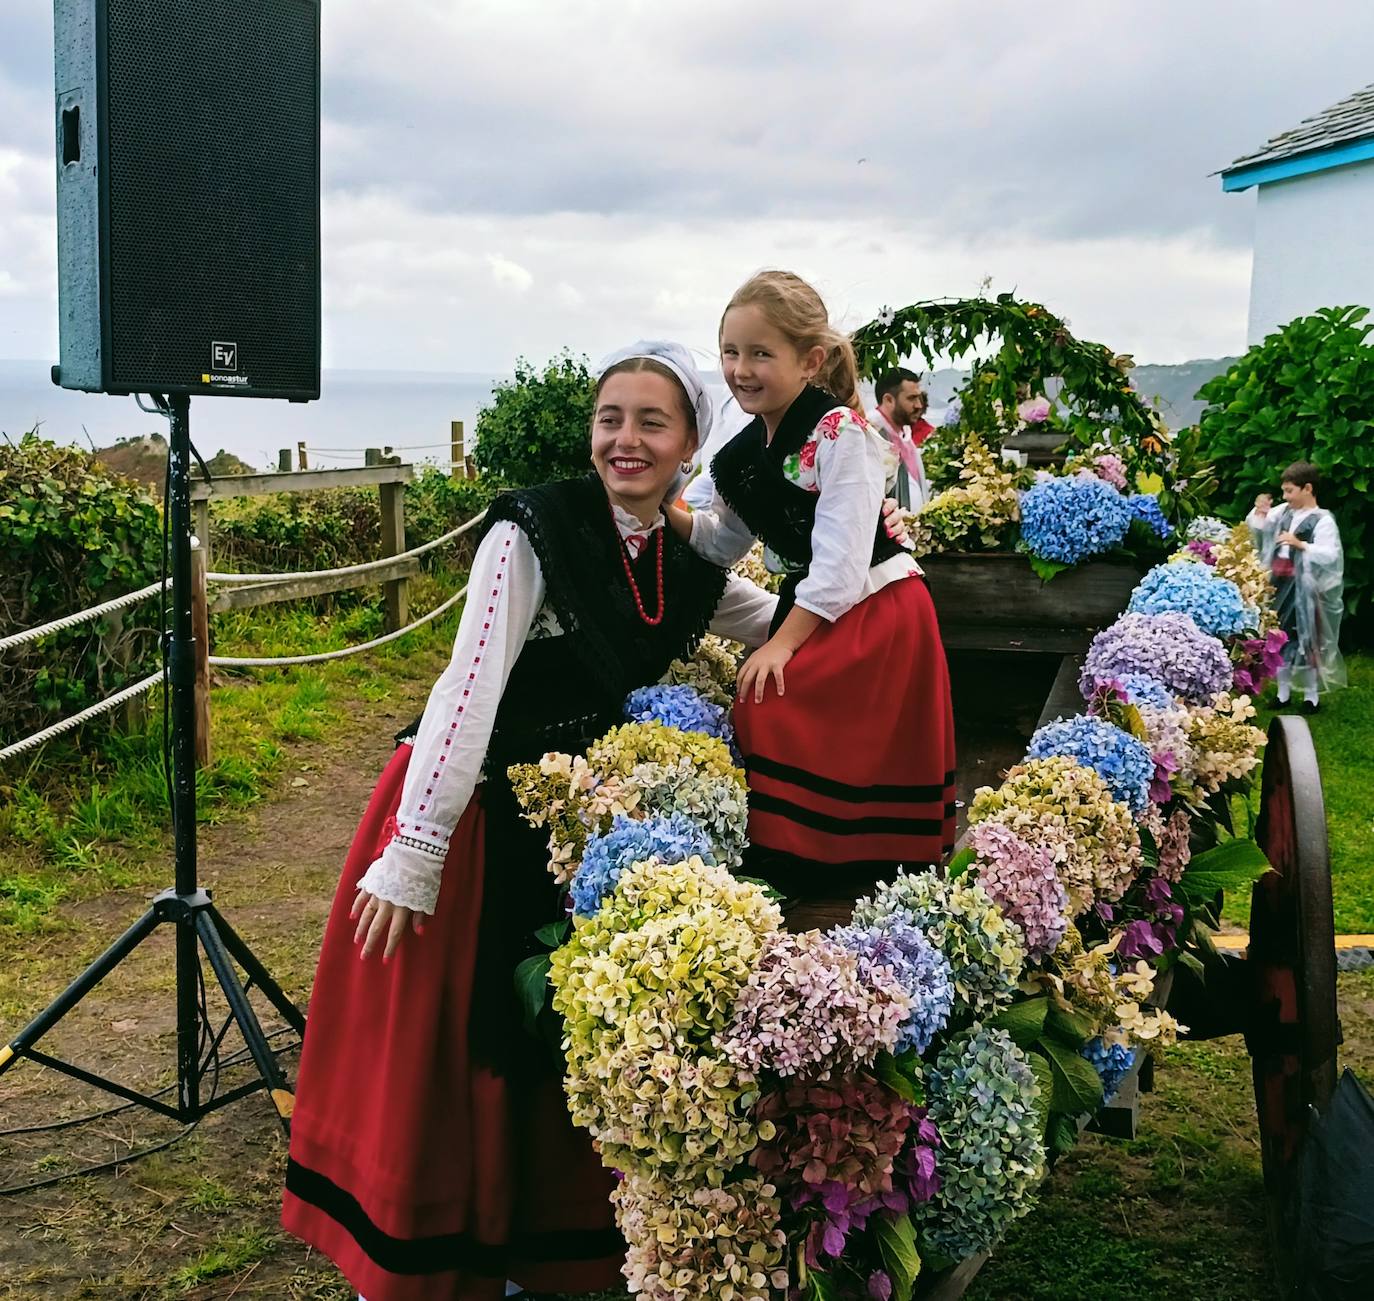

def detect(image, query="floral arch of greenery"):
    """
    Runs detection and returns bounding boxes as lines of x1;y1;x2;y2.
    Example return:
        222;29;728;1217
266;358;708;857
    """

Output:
850;292;1167;455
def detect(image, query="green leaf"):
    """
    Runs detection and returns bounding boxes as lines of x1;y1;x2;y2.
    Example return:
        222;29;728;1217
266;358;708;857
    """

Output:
736;875;788;903
873;1212;922;1300
875;1051;925;1104
1047;1112;1081;1158
1027;553;1071;582
989;996;1049;1047
1028;1052;1054;1128
1043;1003;1096;1048
945;846;977;879
804;1271;841;1301
513;953;552;1034
534;918;570;949
1036;1036;1105;1116
1176;839;1273;903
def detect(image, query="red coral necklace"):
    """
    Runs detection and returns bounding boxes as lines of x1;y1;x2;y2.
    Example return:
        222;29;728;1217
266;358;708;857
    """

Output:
611;502;665;627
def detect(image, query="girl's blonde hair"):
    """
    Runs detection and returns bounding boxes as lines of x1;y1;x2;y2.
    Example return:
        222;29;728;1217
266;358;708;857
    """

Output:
721;270;862;408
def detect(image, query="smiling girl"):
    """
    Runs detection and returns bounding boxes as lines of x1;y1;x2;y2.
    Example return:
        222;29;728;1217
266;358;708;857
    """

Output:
667;271;956;916
282;342;778;1300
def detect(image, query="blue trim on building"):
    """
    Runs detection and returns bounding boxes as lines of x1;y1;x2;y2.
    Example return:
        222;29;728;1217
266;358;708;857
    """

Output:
1222;137;1374;191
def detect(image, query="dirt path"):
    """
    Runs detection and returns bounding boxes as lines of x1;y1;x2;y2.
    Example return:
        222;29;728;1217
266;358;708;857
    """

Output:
0;688;417;1299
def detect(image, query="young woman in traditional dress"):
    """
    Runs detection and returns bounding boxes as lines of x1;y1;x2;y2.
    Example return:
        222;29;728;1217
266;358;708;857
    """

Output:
280;342;782;1300
667;271;956;922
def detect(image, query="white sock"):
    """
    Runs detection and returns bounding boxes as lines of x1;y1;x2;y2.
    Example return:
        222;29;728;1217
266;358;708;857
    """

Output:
1276;668;1292;704
1305;686;1319;706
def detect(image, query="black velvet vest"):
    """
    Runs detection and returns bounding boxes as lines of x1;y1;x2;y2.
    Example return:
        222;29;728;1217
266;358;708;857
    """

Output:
709;385;904;623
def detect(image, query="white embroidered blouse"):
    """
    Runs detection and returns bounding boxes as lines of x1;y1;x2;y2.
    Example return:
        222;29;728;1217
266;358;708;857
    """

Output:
355;506;778;915
688;405;921;623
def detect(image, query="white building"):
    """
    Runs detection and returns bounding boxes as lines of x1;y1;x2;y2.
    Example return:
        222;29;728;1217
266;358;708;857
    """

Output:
1220;82;1374;345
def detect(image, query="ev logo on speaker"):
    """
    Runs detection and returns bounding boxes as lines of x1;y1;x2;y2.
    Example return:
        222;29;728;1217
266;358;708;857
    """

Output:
211;341;239;371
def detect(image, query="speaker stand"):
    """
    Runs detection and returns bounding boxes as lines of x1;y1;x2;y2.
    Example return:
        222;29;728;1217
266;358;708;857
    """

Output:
0;394;304;1132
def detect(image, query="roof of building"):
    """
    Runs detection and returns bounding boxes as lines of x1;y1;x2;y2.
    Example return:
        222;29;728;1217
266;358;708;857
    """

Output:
1221;81;1374;191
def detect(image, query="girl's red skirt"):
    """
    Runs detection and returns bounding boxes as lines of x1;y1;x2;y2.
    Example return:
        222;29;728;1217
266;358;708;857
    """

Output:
281;745;622;1301
735;575;956;901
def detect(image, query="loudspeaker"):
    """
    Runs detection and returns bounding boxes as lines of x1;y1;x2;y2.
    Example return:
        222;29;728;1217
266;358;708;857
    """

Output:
52;0;320;401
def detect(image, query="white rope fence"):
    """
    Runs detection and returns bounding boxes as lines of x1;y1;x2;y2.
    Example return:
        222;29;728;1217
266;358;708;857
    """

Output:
0;579;167;654
209;582;469;668
206;510;488;585
0;672;163;763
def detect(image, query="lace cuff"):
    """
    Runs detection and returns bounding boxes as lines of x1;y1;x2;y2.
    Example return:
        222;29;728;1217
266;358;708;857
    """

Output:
355;837;447;915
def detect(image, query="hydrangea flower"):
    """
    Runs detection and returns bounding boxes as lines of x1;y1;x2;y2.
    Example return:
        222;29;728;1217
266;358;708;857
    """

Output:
969;756;1142;915
1186;692;1267;794
1018;474;1132;564
571;812;715;916
720;930;910;1078
1186;515;1232;543
753;1073;919;1264
1232;627;1288;695
614;1170;790;1300
1081;612;1233;704
1081;1037;1135;1102
1126;493;1174;539
625;683;736;750
967;822;1069;962
550;857;781;1179
1141;804;1193;883
912;1024;1045;1259
1116;875;1184;960
1092;453;1128;489
830;918;955;1054
1017;395;1052;423
1091;671;1175;713
942;396;963;427
852;870;1025;1019
659;635;740;709
1027;714;1155;815
1128;563;1255;639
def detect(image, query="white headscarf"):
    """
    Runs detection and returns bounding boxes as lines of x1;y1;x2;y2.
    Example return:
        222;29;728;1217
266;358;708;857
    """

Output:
595;340;715;444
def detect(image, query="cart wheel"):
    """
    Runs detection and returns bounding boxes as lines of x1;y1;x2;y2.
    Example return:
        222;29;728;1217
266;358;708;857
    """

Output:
1249;714;1339;1285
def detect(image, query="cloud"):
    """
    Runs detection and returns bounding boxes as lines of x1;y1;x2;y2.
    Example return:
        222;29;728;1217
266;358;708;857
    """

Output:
0;0;1369;368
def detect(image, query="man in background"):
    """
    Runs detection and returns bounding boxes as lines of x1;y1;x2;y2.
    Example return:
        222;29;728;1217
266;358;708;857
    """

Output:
869;368;930;509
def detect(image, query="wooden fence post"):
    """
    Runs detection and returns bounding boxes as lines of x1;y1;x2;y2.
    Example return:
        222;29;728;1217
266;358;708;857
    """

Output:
191;542;211;767
193;498;211;569
378;481;409;633
451;420;465;480
297;441;308;471
364;447;381;467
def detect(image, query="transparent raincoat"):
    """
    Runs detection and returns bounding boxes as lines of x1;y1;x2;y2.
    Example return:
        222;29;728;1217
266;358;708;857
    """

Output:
1249;505;1347;697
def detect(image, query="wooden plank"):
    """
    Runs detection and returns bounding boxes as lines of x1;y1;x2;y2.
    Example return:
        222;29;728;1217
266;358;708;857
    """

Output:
190;464;413;500
209;556;420;612
1034;653;1087;729
379;481;409;632
940;625;1093;655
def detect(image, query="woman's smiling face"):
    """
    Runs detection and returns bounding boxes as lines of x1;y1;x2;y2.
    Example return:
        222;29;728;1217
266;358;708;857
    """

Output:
590;370;697;520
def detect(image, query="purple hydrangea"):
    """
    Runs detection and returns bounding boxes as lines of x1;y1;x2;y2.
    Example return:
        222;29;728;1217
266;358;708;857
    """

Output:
1103;672;1176;712
1126;493;1174;539
1027;715;1154;815
1127;563;1254;639
967;822;1069;962
830;918;955;1054
1080;612;1233;704
1019;474;1133;564
942;396;963;427
571;813;715;916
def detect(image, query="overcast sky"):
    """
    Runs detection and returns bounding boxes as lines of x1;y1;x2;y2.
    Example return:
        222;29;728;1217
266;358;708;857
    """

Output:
3;0;1373;372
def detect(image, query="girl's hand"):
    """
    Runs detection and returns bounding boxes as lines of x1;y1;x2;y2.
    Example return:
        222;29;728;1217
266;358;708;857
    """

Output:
738;640;794;704
351;889;425;961
882;497;911;546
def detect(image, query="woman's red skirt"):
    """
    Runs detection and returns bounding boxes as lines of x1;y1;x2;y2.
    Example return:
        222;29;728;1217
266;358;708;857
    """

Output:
735;576;956;900
281;745;622;1301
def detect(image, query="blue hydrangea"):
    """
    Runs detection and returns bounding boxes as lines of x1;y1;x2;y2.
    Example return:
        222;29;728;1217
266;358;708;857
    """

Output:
1127;562;1255;639
571;813;715;916
623;684;735;751
1027;714;1154;814
942;396;963;427
1019;475;1133;564
1081;1036;1136;1102
1126;493;1174;539
830;918;955;1055
1111;672;1175;712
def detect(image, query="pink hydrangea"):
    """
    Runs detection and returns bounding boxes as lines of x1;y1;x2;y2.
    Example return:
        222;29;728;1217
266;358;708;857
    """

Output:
1141;804;1193;884
1093;453;1128;490
968;822;1069;961
719;931;910;1079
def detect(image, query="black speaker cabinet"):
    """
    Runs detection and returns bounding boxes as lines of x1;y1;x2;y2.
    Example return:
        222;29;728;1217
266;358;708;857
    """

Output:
52;0;320;400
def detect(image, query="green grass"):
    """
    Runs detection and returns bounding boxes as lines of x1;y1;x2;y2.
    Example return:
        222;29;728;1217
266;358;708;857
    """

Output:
1224;651;1374;933
0;570;463;934
167;1227;274;1290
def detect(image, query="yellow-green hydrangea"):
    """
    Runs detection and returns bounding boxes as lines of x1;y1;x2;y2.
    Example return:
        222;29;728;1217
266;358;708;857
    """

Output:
969;756;1141;916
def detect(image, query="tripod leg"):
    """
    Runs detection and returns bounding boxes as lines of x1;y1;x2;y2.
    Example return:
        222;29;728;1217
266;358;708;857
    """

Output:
0;906;161;1075
194;910;294;1132
206;905;307;1035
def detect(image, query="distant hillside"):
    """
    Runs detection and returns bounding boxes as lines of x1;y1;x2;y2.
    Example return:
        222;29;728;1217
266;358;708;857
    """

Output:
916;358;1238;430
92;433;254;493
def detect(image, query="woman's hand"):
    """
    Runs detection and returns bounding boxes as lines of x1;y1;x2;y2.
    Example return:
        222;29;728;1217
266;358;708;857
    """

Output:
351;889;425;961
882;497;911;546
738;639;794;704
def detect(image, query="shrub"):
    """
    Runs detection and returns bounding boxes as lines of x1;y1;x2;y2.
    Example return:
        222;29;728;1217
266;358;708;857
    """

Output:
471;352;597;487
0;434;162;743
1195;306;1374;640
